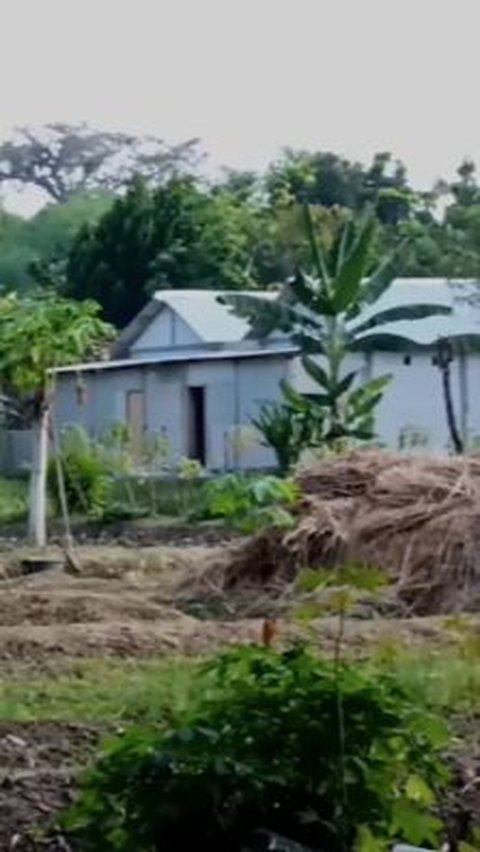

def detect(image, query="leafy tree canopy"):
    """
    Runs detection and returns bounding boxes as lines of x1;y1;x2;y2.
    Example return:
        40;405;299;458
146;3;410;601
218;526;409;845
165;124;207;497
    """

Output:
65;177;260;326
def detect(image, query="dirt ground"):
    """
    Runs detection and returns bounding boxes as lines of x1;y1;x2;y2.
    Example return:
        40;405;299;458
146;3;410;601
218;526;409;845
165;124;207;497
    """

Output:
0;535;479;849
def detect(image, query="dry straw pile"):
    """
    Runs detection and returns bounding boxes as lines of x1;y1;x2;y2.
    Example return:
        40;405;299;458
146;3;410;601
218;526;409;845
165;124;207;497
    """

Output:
225;451;480;615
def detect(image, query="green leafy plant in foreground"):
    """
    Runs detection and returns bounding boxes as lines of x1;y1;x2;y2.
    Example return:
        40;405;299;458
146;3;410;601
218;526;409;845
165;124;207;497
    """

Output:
196;473;300;533
64;646;449;852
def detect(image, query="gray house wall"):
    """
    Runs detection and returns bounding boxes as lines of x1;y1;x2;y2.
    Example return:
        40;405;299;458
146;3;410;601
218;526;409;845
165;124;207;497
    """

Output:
53;354;290;471
7;347;480;476
130;307;200;358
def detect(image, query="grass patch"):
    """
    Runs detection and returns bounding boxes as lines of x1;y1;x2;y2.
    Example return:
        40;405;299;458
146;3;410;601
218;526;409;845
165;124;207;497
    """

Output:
1;645;480;726
0;657;201;724
0;477;28;523
388;649;480;712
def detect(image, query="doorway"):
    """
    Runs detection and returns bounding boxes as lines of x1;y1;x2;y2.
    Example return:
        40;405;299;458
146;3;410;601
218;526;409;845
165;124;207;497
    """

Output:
186;386;206;465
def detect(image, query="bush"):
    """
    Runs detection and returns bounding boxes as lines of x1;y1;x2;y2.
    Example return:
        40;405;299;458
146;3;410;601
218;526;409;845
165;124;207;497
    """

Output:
196;473;300;533
64;647;449;851
48;426;110;517
0;477;28;523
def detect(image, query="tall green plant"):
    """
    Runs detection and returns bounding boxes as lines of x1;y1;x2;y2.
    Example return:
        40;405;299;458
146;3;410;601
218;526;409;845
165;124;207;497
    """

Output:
226;205;450;448
252;402;313;474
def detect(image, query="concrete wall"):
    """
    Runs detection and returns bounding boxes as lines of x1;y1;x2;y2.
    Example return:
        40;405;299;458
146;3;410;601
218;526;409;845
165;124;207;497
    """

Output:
130;306;200;357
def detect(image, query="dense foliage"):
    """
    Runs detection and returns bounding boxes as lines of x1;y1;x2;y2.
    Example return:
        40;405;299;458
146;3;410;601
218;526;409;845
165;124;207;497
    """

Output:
64;646;449;851
65;177;258;325
196;472;299;532
2;134;480;329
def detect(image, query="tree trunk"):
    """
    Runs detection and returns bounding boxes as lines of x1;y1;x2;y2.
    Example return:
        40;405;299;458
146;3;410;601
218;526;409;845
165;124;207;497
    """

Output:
438;342;464;455
28;403;50;546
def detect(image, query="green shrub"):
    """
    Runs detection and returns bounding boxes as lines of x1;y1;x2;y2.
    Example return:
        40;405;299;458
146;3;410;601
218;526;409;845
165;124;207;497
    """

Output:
252;402;314;475
196;473;300;533
48;425;110;517
64;647;449;851
0;477;28;523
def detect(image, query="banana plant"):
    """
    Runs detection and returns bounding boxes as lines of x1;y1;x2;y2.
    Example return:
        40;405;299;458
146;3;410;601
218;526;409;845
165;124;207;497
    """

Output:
225;205;451;448
252;401;315;474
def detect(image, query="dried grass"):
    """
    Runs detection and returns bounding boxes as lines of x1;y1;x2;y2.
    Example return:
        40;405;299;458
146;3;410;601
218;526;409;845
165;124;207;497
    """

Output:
219;451;480;615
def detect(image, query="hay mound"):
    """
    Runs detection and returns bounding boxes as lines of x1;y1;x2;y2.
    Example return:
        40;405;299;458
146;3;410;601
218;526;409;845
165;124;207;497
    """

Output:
227;451;480;615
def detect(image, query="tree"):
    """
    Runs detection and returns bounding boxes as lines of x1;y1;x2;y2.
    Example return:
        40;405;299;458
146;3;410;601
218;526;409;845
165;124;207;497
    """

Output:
65;178;258;327
0;192;114;293
0;293;113;545
265;149;412;224
226;205;451;450
0;124;200;203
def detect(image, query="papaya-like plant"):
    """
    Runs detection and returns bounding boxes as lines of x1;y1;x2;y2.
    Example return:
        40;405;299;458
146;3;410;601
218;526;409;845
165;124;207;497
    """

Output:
0;292;113;545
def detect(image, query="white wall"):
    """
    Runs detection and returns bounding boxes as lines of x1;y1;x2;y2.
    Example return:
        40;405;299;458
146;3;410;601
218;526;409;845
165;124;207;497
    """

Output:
235;358;290;469
462;352;480;447
371;350;460;451
130;306;200;357
289;349;462;452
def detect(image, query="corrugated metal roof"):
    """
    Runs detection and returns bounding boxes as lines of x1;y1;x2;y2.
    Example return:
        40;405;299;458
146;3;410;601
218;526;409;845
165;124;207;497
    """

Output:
152;289;278;343
60;279;480;375
55;344;297;374
356;278;480;347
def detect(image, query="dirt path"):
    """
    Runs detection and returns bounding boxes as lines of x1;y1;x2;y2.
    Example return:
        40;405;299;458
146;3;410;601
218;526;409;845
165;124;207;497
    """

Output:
0;722;101;850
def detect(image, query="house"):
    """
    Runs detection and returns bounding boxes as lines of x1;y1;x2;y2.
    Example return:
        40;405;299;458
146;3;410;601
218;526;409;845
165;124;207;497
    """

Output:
54;290;297;471
52;280;480;470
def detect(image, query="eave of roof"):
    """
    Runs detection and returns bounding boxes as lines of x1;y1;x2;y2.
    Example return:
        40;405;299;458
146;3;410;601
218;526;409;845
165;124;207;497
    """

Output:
55;345;298;375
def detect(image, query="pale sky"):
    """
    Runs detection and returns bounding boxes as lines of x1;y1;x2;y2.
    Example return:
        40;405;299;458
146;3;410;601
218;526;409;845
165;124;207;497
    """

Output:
2;0;480;212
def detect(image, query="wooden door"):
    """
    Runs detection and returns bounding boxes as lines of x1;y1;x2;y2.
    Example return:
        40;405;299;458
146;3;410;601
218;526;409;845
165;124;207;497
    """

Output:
126;390;145;461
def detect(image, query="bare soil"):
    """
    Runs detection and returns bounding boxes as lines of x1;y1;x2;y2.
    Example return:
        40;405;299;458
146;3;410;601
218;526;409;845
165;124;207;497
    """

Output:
0;722;101;850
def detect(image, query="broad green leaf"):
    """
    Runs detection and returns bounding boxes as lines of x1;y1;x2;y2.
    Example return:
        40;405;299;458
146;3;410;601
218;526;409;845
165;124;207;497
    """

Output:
332;370;357;398
360;238;410;308
347;375;392;410
293;330;325;354
391;798;441;846
332;217;376;312
352;302;451;338
355;825;386;852
334;217;354;276
405;774;435;806
302;202;331;290
222;293;296;337
301;355;331;390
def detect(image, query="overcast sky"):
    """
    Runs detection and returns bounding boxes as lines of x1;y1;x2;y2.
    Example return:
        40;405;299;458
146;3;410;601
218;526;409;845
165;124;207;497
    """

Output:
1;0;479;212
